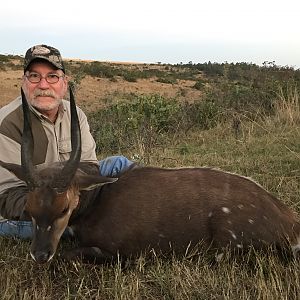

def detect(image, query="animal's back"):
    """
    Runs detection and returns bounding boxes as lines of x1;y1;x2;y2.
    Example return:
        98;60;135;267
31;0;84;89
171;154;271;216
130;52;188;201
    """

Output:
75;167;300;256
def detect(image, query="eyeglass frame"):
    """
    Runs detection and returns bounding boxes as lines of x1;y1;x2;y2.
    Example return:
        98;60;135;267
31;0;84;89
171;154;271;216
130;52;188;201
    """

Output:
24;71;65;84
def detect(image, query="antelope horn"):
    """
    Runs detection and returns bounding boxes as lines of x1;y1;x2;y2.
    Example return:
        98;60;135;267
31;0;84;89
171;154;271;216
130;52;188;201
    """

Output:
21;88;39;189
52;87;81;192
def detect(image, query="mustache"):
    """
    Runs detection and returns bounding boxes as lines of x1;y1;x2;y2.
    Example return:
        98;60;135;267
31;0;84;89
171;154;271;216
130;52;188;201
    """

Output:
33;89;56;98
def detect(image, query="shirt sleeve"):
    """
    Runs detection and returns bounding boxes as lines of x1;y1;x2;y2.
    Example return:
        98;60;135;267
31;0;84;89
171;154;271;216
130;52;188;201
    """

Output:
0;133;28;219
0;133;26;195
0;186;29;220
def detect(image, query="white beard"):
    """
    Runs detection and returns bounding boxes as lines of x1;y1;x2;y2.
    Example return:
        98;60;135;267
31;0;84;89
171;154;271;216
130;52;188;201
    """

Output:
30;97;62;112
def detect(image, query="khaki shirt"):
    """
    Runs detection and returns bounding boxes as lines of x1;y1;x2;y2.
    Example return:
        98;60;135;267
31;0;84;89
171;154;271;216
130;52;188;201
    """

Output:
0;96;98;195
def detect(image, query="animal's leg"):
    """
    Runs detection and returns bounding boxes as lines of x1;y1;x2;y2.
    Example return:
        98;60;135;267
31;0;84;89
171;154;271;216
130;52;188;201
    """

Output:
62;246;116;264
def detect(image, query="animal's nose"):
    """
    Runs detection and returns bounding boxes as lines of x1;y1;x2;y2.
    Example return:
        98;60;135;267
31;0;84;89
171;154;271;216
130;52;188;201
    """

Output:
32;251;52;264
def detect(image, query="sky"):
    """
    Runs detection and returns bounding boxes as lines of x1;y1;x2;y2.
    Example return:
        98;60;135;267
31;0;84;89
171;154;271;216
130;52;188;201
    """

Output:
1;0;300;68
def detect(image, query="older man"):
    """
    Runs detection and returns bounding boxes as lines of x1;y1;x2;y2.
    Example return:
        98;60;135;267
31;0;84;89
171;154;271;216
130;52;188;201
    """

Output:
0;44;133;238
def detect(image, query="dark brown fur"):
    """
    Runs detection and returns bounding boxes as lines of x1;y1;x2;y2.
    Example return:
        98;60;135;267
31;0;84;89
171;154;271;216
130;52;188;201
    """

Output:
69;166;300;261
1;161;300;263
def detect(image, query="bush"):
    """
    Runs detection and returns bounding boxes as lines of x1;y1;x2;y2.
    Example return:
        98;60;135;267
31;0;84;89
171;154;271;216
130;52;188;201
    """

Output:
83;61;116;78
123;72;138;82
193;80;205;90
87;95;181;162
184;99;221;130
156;76;177;84
87;93;232;161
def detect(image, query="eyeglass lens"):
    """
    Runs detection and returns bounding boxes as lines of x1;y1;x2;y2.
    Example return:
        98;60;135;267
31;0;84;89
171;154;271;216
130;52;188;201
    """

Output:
26;73;61;84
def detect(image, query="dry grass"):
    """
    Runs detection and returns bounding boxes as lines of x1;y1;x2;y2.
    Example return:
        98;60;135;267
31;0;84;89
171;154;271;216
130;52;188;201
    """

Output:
274;86;300;125
76;76;202;112
1;239;300;299
1;117;300;299
0;70;22;106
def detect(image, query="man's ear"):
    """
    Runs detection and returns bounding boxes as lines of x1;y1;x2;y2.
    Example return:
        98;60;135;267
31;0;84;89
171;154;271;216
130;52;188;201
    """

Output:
0;161;25;181
76;173;118;191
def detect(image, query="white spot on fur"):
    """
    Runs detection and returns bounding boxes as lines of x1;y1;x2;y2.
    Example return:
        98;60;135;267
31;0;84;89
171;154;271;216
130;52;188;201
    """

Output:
67;226;75;237
250;204;256;208
91;247;102;255
237;204;244;209
228;230;237;240
237;244;243;249
159;233;166;238
208;212;213;217
222;207;231;214
263;216;268;220
248;219;254;224
291;237;300;257
227;220;232;225
215;253;224;262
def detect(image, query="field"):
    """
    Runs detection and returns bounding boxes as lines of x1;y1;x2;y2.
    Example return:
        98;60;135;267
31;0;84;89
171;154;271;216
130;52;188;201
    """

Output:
0;55;300;299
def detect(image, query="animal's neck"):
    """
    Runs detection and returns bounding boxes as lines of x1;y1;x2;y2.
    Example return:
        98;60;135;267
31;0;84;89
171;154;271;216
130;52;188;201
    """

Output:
69;187;102;223
69;162;102;222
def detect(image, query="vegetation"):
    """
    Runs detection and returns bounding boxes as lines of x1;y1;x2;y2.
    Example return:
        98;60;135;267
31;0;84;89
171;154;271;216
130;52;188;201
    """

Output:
2;239;300;299
0;55;300;299
0;54;23;70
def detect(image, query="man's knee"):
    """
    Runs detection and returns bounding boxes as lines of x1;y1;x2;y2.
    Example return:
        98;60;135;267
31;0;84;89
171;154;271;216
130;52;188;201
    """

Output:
99;155;134;177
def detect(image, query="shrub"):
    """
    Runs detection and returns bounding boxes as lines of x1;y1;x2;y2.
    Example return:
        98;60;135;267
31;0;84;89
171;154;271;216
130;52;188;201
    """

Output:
184;99;221;130
193;80;205;90
87;94;181;162
68;71;86;92
156;76;177;84
123;72;138;82
83;61;116;78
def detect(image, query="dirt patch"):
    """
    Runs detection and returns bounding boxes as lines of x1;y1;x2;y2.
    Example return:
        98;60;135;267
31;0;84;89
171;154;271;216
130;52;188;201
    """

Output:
76;76;202;111
0;70;23;106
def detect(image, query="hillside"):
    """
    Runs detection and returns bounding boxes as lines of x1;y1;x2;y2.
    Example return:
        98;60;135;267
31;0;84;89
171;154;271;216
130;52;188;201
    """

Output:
0;55;203;110
1;55;300;114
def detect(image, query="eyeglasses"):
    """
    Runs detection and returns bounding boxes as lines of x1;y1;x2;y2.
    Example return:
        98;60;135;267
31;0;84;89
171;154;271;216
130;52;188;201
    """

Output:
25;72;64;84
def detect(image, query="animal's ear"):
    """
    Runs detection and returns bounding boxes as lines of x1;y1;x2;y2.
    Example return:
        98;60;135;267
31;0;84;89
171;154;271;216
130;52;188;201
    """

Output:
0;161;26;181
76;174;118;191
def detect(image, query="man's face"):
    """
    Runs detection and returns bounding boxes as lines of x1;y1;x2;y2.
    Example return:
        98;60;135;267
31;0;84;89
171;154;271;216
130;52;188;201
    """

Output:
22;61;68;113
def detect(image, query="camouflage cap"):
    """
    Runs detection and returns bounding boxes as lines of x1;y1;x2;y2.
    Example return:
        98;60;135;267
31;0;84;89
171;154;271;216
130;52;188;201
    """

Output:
24;44;65;73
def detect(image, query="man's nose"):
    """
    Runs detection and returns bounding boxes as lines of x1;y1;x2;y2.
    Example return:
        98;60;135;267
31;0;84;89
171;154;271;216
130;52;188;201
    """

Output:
37;77;50;89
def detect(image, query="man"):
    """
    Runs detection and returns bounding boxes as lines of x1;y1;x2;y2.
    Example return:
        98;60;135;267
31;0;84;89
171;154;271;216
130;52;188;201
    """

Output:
0;44;133;238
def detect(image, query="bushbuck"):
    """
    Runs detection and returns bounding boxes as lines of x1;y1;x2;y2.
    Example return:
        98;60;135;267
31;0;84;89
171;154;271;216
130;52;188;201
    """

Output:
0;88;300;264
